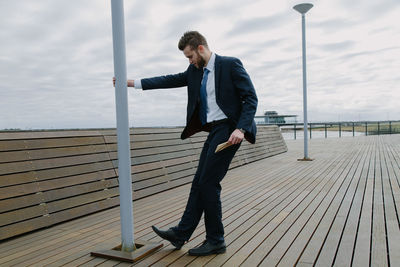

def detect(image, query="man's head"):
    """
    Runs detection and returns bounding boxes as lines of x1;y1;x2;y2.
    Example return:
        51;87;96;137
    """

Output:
178;31;211;69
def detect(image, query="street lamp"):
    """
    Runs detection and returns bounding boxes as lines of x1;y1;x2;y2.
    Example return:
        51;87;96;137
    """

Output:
293;3;313;161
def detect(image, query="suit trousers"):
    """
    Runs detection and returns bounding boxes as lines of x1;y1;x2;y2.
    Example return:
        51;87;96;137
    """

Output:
172;120;241;244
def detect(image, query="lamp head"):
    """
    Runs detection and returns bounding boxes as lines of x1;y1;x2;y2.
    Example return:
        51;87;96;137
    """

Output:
293;3;313;14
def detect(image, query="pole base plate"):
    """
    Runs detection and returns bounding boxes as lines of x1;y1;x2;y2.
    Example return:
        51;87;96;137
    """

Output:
297;157;313;161
91;240;163;263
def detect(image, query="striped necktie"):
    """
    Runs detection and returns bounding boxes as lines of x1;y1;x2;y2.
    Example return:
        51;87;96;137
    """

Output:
199;68;209;125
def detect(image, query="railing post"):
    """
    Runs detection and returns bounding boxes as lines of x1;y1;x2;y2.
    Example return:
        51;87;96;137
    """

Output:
309;123;312;139
365;122;368;136
325;123;327;138
389;121;392;134
352;122;355;137
339;123;341;138
294;124;297;140
378;122;380;135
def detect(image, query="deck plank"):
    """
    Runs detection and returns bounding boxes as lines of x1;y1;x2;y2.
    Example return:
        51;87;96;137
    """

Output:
352;139;376;267
380;137;400;266
371;138;389;266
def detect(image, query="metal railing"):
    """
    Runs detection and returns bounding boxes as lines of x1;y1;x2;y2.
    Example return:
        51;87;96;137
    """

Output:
257;120;400;140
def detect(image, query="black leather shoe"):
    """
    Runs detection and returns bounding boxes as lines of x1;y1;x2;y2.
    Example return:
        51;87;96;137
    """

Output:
188;240;226;256
151;226;185;249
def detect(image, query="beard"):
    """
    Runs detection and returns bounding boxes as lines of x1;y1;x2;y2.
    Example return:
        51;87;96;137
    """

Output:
195;51;206;69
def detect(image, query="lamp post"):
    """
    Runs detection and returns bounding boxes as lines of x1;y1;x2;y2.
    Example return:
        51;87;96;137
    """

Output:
110;0;135;252
91;1;163;261
293;3;313;161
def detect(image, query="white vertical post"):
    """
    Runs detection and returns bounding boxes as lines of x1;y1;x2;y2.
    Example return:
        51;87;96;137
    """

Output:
293;3;313;160
301;13;309;159
110;0;135;252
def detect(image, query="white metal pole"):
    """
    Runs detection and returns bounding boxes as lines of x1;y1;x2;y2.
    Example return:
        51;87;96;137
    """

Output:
110;0;135;252
301;13;309;159
293;3;312;160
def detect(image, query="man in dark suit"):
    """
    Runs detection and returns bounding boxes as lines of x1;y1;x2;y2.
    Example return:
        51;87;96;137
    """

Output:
117;31;257;256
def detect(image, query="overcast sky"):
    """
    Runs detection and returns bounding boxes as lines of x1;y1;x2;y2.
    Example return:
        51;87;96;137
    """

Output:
0;0;399;130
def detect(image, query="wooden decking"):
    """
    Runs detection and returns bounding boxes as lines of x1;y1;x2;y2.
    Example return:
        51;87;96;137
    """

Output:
1;135;399;266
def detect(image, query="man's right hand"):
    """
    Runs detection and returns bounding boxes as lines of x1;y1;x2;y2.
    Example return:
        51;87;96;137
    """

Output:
113;77;134;87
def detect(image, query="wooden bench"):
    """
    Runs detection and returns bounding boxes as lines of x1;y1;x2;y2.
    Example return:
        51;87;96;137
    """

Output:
0;125;287;240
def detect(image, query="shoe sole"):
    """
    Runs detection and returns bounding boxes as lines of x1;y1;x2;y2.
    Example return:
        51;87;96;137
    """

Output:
188;247;226;256
171;241;183;250
151;226;184;249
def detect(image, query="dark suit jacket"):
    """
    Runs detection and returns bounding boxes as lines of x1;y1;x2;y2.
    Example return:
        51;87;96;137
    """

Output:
141;54;258;143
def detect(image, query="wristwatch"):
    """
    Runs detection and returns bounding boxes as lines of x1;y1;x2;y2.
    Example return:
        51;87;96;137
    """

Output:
238;128;246;134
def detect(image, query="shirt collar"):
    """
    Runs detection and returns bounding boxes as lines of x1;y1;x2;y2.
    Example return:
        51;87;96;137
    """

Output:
204;52;215;73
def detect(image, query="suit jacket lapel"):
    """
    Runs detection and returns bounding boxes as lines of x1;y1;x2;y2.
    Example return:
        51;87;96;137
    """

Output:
214;54;221;97
195;67;203;101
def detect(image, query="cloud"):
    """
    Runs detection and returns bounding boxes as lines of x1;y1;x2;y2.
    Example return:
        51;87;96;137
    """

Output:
316;40;355;52
309;18;361;33
161;12;205;42
227;13;290;36
338;0;400;18
339;46;400;60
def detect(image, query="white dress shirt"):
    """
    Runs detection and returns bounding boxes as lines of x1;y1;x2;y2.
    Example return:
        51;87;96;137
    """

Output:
203;53;227;122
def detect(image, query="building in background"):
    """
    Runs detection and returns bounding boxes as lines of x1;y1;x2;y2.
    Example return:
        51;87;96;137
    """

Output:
255;111;298;125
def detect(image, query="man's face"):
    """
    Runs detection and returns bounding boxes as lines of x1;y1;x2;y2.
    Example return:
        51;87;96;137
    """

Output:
183;46;206;69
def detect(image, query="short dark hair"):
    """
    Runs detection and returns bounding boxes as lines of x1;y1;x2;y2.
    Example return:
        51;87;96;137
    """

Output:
178;31;208;51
